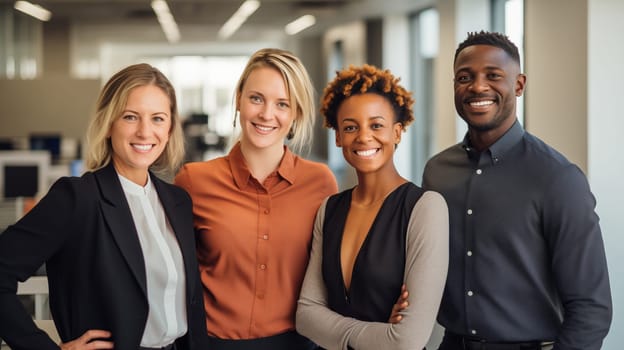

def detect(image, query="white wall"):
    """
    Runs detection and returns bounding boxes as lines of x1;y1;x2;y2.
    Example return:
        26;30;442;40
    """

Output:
382;15;412;180
588;0;624;348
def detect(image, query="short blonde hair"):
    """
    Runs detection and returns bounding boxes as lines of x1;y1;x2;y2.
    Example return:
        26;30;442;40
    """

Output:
84;63;184;175
235;48;315;154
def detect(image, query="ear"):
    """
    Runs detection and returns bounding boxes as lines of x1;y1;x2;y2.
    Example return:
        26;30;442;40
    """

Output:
335;130;342;147
515;73;527;97
393;122;403;144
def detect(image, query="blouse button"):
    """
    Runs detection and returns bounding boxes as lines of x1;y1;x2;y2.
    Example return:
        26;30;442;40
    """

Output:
259;264;266;270
467;209;473;215
476;169;482;175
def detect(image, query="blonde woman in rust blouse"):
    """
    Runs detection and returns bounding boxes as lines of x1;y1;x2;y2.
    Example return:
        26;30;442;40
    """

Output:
174;48;338;350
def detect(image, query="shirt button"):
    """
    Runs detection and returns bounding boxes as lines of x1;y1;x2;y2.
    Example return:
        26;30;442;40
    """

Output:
467;290;474;296
471;329;477;335
259;264;266;270
467;209;473;215
262;234;269;240
493;158;499;163
264;209;270;214
476;169;482;175
467;251;473;256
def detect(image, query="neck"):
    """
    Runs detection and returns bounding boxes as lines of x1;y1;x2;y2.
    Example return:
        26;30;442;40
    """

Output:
353;168;405;206
239;141;285;184
468;117;516;151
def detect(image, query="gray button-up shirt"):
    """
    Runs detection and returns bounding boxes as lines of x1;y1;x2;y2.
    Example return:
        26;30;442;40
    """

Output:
423;120;612;349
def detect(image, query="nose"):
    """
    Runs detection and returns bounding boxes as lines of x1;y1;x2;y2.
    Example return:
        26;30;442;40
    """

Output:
259;104;274;120
468;74;489;93
136;118;150;136
355;127;372;143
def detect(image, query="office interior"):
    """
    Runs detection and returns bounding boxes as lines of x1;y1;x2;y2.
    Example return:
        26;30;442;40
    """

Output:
0;0;622;348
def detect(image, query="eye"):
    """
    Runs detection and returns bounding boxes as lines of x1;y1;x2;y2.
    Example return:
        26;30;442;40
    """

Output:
487;72;503;80
343;125;357;133
371;123;384;130
122;114;138;121
153;115;167;123
455;74;471;83
250;95;263;104
277;101;290;109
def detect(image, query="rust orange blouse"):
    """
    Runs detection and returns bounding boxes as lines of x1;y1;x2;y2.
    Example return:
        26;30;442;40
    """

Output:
174;142;338;339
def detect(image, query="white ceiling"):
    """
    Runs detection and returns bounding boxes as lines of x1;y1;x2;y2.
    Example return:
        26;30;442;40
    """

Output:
2;0;433;42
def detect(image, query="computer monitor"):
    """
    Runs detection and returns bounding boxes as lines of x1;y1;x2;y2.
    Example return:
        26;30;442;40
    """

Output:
29;133;62;163
0;151;50;200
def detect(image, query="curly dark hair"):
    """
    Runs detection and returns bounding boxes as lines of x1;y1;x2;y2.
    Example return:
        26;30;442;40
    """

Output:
320;64;414;131
455;30;520;65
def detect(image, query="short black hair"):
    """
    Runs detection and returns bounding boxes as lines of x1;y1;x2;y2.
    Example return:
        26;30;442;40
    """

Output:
454;30;520;65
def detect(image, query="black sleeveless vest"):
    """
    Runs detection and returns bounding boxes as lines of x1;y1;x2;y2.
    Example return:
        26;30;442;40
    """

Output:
321;182;424;322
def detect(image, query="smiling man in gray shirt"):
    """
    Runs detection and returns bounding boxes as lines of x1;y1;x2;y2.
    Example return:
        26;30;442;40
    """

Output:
423;31;612;350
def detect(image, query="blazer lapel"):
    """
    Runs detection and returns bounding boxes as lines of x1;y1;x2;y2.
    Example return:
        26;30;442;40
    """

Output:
95;163;147;296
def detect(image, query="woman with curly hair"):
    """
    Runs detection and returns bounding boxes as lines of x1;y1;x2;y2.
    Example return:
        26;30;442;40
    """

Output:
296;64;449;350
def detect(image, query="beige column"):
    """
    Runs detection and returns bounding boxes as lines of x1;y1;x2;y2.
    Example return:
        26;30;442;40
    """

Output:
524;0;588;172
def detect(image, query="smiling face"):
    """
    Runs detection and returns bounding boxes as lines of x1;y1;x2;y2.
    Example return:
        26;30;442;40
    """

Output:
335;93;402;175
454;44;526;138
237;66;294;153
109;84;171;185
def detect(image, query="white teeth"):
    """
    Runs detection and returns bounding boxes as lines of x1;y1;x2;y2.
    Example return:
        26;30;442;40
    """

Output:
255;124;274;131
132;144;153;151
356;149;378;157
470;100;494;107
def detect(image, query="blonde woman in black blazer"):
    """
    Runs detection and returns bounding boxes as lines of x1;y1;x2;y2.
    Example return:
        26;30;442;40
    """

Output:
0;64;205;350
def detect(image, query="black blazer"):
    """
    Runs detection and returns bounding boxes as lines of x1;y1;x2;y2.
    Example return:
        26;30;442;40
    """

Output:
0;163;206;350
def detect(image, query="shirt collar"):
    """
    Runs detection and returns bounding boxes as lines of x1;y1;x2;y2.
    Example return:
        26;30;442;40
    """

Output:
462;119;525;164
118;172;153;196
229;142;297;189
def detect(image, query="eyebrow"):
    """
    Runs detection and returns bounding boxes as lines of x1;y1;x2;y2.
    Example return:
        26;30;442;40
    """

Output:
342;115;386;123
122;109;169;116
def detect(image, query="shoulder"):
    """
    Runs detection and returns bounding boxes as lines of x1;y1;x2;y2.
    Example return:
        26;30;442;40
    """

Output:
423;142;465;177
178;156;228;175
293;156;335;179
291;156;338;193
174;156;229;188
520;133;589;188
522;132;574;170
406;184;448;218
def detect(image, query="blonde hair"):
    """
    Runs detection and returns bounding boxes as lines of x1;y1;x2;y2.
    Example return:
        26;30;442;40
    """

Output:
234;48;315;154
84;63;184;175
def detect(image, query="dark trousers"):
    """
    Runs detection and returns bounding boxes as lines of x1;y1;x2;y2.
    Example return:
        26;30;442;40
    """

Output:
206;331;318;350
438;331;554;350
